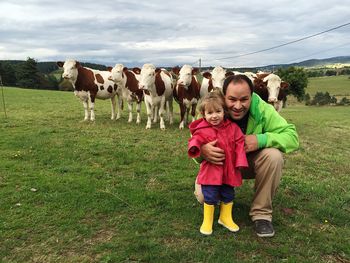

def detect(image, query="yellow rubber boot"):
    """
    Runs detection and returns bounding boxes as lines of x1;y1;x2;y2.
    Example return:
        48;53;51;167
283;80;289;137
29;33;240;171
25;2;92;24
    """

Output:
218;202;239;232
200;203;215;235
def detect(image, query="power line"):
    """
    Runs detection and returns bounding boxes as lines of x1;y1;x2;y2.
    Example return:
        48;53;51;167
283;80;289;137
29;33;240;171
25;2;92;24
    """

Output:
214;22;350;61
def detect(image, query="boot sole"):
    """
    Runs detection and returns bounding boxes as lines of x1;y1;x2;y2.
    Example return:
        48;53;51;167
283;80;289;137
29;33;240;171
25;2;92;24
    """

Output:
200;229;212;235
256;231;275;237
218;219;239;232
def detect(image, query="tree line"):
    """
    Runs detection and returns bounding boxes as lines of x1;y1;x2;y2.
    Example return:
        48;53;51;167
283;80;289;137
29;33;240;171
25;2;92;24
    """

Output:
0;57;108;90
306;67;350;77
0;58;59;90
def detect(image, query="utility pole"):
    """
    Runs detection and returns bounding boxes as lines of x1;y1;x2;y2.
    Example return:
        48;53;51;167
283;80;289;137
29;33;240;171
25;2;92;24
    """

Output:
199;58;202;72
0;75;7;118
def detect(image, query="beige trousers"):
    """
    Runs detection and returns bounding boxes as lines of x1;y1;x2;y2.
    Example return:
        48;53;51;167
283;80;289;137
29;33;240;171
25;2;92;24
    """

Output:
194;148;284;222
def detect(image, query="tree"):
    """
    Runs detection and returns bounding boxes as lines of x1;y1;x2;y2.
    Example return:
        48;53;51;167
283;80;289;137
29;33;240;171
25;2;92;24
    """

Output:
276;66;308;101
304;93;311;105
325;70;336;76
338;97;350;105
15;57;41;89
311;91;331;106
0;61;17;86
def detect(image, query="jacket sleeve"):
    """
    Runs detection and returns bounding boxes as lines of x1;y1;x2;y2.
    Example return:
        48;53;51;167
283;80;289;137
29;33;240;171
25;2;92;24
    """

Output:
257;104;299;153
234;126;249;168
188;133;206;158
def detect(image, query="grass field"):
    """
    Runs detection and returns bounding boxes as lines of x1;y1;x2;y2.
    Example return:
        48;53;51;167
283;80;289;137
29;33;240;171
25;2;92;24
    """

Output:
0;81;349;262
306;75;350;97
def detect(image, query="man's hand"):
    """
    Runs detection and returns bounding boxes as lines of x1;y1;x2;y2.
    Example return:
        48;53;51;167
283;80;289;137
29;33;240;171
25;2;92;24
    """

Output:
200;140;225;165
244;134;258;153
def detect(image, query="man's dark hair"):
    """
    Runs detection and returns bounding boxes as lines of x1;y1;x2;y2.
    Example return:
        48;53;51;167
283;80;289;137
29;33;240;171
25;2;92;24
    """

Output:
223;74;254;95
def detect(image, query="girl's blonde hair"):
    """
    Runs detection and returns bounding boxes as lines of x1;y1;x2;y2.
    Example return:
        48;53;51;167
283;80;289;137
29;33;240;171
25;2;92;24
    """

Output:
199;89;226;116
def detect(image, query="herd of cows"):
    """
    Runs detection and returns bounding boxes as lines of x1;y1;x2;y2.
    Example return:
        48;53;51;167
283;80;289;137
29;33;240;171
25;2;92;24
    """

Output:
56;59;289;129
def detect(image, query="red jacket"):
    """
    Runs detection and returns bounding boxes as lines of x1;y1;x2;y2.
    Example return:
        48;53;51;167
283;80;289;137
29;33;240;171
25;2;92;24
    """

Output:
188;118;248;187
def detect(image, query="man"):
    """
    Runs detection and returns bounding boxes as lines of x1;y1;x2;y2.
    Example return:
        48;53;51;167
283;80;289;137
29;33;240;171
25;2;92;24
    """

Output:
195;74;299;237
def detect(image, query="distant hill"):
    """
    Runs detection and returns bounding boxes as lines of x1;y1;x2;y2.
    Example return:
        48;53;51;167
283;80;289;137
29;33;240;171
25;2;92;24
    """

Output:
261;56;350;71
2;56;350;74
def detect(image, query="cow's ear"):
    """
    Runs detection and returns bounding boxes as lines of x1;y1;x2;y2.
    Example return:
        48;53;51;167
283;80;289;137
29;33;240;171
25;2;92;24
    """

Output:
262;75;270;83
253;78;263;88
75;61;81;68
171;66;180;75
202;72;211;79
281;81;289;89
225;71;234;77
57;61;64;67
107;66;113;72
132;67;140;74
192;68;199;75
155;68;161;74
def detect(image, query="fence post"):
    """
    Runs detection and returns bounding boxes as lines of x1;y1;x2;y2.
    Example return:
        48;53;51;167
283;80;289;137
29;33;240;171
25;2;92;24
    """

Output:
0;75;7;118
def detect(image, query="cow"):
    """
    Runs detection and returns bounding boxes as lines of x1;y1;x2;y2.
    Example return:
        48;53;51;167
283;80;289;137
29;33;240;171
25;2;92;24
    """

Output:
253;73;289;112
57;59;122;121
200;66;228;98
108;64;143;124
138;64;173;130
275;81;289;111
173;64;200;129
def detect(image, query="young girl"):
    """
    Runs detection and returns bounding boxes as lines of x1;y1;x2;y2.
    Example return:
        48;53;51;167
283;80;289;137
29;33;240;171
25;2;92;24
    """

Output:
188;91;248;235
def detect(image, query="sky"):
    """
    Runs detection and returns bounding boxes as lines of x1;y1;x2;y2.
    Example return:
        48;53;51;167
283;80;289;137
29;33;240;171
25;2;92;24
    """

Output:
0;0;350;68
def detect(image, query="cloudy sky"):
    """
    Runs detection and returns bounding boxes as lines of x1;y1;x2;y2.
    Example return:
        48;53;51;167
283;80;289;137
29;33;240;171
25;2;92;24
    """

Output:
0;0;349;68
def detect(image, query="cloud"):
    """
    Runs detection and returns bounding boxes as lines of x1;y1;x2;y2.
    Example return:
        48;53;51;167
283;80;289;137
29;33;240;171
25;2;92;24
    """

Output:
0;0;349;67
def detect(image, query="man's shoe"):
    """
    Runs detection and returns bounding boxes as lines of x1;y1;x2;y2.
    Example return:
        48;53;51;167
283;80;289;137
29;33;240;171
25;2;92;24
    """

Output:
254;219;275;237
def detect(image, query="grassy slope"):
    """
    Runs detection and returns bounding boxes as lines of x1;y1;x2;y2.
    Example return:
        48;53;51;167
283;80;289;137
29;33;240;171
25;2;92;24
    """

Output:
0;85;349;262
306;75;350;97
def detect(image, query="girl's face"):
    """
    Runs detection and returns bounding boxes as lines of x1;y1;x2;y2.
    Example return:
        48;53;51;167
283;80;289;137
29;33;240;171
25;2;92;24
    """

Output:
204;105;224;126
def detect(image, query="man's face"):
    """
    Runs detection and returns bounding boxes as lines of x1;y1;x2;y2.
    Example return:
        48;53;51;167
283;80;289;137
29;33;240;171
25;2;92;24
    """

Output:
225;81;252;120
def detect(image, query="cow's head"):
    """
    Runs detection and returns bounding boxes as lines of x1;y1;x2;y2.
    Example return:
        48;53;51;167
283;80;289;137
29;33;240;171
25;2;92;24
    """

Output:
57;59;80;82
108;64;126;82
211;66;226;90
177;65;196;88
263;73;282;103
139;64;157;91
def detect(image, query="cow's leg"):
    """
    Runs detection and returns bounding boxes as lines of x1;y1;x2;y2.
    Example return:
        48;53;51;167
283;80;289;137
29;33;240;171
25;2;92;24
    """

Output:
195;98;202;119
127;101;133;123
136;101;141;124
145;100;152;129
184;106;190;126
168;99;174;125
116;95;122;120
153;106;158;123
179;104;186;129
159;98;166;130
89;95;96;121
82;100;89;121
110;96;116;120
191;103;197;123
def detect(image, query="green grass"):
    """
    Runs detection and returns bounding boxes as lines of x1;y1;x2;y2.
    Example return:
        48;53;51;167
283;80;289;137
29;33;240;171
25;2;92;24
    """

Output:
306;75;350;97
0;86;349;262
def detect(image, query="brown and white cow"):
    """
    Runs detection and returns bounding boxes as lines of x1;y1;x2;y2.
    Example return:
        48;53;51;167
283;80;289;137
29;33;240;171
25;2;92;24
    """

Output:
108;64;143;124
138;64;173;130
57;59;122;121
253;73;288;112
173;64;200;129
200;66;228;98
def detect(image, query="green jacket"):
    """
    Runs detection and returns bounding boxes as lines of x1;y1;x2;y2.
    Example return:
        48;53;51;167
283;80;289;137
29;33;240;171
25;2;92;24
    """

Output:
247;93;299;153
